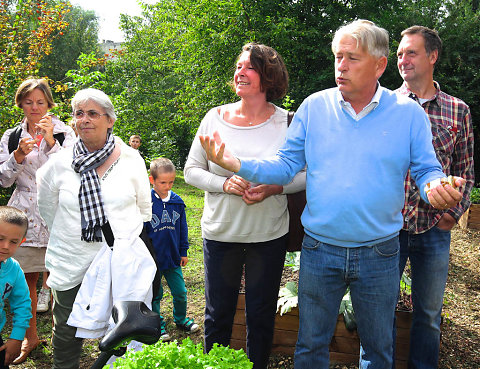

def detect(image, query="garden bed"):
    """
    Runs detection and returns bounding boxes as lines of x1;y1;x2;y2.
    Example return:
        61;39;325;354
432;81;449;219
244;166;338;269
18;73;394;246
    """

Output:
230;293;411;368
459;204;480;230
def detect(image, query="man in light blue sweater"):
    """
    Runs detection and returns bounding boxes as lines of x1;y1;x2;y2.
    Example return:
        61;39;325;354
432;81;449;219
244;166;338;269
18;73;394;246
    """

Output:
199;20;464;369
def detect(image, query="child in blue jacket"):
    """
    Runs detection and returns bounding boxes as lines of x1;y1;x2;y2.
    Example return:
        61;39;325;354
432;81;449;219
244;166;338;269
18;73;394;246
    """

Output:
145;158;199;341
0;206;32;368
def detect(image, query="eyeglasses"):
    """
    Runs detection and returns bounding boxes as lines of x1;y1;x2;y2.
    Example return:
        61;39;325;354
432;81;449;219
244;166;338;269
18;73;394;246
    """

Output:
72;110;108;120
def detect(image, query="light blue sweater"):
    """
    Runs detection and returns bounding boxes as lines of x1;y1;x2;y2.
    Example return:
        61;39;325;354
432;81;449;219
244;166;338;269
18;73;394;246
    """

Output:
0;257;32;340
238;87;445;247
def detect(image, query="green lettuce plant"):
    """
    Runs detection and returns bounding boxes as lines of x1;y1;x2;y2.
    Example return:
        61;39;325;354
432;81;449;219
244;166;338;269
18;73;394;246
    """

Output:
470;187;480;204
108;337;253;369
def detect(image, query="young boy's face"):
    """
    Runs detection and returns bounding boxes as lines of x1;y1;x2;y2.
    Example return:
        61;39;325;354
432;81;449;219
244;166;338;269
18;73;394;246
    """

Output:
150;172;176;199
0;221;26;263
129;137;141;149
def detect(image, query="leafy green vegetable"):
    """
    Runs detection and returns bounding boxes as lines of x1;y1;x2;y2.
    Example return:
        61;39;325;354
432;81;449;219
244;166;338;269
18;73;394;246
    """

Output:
277;281;298;316
108;338;253;369
470;187;480;204
339;290;356;331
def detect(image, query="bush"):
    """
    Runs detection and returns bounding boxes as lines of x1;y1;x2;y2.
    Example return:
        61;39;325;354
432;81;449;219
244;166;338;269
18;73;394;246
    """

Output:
471;187;480;204
109;337;253;369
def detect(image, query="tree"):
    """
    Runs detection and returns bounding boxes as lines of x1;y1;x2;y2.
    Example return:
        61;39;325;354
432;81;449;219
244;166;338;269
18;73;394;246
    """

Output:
39;4;99;83
0;0;70;127
67;0;479;177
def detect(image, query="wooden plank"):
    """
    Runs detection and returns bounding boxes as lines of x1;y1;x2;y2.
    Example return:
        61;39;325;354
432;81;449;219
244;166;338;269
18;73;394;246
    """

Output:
229;338;246;351
233;311;246;325
329;336;360;354
396;310;412;329
458;208;469;229
468;205;480;229
231;324;246;340
232;293;411;366
272;329;298;347
271;344;295;355
395;341;410;361
274;313;300;331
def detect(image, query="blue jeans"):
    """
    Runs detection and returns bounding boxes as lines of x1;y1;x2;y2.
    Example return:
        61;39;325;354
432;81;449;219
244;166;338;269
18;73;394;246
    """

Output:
398;227;450;369
203;235;287;369
152;266;188;326
295;234;400;369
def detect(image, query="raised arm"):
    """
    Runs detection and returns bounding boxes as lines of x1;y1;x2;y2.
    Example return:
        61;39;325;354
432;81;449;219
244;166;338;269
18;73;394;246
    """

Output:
199;131;241;173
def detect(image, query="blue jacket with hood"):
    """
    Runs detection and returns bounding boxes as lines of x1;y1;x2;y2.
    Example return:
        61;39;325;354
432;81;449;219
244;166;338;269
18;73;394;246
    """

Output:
145;190;189;270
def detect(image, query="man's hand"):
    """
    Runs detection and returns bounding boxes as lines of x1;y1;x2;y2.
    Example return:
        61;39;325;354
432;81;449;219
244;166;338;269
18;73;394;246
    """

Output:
0;339;22;365
224;175;250;196
436;213;457;231
180;257;188;267
427;176;465;210
242;185;283;205
199;131;241;172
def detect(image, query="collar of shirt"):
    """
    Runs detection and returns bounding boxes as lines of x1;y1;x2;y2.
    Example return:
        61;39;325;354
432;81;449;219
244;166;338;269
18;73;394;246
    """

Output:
153;190;171;202
337;83;382;121
397;81;443;108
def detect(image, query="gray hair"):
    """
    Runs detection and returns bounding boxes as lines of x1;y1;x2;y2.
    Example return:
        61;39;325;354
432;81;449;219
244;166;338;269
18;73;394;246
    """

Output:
71;88;117;121
332;19;389;59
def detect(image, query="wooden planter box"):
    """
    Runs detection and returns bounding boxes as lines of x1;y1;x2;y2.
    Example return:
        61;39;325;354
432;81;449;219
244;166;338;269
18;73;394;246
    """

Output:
459;204;480;230
230;293;411;369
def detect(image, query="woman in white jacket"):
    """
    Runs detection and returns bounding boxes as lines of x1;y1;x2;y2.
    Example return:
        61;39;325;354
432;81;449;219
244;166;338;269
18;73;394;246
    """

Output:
37;88;153;369
0;78;76;364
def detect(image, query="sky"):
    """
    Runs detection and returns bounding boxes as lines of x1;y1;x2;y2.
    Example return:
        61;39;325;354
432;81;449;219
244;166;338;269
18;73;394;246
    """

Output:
70;0;157;42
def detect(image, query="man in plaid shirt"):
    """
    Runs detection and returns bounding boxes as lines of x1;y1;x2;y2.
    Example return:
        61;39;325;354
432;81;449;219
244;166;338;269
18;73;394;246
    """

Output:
396;26;474;368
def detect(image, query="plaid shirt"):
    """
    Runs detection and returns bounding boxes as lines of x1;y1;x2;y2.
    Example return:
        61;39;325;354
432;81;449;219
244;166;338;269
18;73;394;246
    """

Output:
397;82;475;234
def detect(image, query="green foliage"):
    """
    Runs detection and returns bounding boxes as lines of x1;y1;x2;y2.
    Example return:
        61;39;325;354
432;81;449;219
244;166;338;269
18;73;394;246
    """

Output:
0;187;14;206
400;271;412;296
39;4;100;82
277;281;298;316
284;251;300;272
339;289;356;331
109;337;253;369
0;0;70;128
470;187;480;204
97;0;480;176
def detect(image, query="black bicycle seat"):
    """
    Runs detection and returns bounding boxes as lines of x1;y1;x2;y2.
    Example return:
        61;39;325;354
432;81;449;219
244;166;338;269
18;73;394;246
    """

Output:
99;301;161;352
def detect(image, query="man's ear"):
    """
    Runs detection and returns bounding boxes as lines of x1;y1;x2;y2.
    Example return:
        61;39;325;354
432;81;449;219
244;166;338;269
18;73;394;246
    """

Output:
429;49;438;66
149;176;154;185
375;56;388;79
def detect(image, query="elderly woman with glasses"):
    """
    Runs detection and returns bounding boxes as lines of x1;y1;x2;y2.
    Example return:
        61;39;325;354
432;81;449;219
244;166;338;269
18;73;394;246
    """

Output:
37;88;154;369
0;78;76;364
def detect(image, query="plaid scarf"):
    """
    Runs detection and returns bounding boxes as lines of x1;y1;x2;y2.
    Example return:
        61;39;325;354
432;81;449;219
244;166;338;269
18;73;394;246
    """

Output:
72;132;115;242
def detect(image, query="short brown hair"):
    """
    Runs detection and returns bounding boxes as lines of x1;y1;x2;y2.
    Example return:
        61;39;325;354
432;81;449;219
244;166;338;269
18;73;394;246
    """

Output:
0;206;28;238
150;157;176;179
233;43;289;101
15;78;56;109
401;26;442;66
130;135;141;142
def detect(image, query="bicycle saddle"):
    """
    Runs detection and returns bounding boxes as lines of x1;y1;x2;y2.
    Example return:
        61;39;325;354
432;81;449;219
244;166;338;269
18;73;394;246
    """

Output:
99;301;161;352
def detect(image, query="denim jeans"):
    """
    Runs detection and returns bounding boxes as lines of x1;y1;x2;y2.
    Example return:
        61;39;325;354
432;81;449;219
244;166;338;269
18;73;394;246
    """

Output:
152;266;188;327
295;234;400;369
398;227;450;369
203;235;287;369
